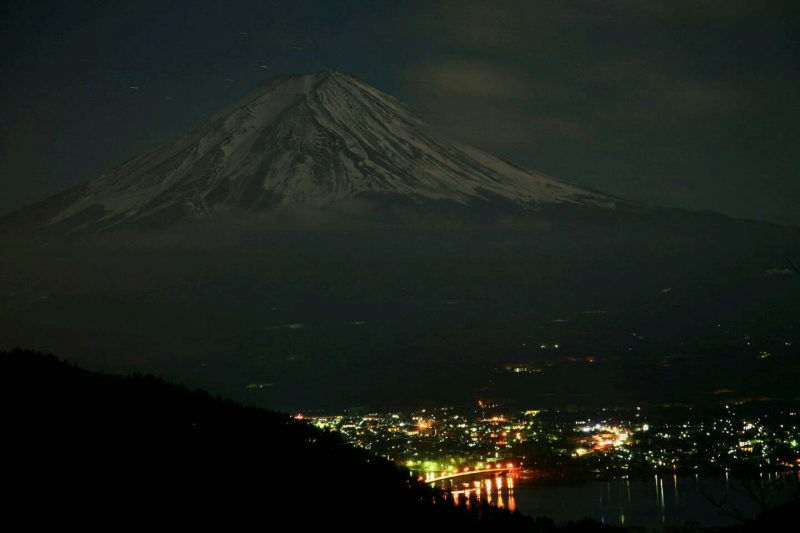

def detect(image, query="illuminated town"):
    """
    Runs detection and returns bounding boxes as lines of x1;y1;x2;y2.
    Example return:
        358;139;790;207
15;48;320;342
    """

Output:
307;403;800;486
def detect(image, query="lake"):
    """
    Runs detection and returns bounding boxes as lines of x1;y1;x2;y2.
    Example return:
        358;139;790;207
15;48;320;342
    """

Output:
510;472;797;530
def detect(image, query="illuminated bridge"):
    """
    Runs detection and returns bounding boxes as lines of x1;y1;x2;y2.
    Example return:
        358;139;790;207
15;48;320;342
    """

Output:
421;467;511;486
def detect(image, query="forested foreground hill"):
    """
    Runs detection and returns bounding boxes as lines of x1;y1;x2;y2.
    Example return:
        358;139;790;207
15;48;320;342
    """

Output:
2;348;623;531
3;349;798;530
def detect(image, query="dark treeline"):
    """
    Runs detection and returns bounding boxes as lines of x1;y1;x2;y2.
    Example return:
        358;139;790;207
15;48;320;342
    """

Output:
3;348;624;530
4;349;797;530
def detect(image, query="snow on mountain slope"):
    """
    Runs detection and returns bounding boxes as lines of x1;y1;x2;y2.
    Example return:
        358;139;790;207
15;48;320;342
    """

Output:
37;71;616;228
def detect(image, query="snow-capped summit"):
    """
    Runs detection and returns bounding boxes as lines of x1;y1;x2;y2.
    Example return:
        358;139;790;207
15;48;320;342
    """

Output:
19;71;615;229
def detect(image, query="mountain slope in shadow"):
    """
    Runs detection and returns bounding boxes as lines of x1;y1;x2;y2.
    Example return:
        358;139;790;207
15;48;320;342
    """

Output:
4;348;628;531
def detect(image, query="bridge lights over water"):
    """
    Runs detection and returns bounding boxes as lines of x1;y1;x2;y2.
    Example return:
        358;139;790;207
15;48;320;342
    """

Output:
415;463;519;511
446;473;516;511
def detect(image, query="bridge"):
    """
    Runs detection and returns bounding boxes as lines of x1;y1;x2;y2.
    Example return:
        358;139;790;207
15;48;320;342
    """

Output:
421;467;511;486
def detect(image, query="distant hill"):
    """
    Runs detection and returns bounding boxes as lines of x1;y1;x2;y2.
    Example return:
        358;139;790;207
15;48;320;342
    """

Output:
3;348;627;530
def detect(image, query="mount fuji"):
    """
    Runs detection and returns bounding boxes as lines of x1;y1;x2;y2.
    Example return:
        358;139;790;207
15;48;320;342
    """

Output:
6;71;616;231
1;72;798;411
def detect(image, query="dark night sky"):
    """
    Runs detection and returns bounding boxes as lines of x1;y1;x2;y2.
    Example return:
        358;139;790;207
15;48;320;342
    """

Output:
1;0;798;225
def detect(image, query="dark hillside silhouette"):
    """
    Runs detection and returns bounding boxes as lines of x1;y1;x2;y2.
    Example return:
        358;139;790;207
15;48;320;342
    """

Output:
3;348;626;530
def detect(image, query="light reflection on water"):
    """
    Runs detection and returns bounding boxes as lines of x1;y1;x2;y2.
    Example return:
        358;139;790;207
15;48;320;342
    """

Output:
445;475;517;512
449;471;798;530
